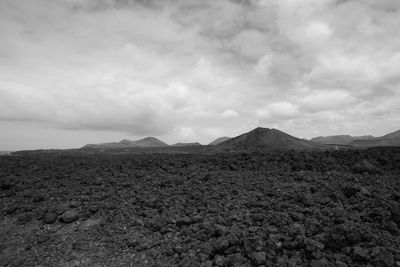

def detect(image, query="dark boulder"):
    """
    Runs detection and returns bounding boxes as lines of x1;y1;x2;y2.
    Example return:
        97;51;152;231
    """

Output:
343;186;360;198
43;212;58;224
59;209;79;223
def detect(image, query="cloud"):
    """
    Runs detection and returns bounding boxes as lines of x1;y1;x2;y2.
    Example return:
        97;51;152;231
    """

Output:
221;109;239;119
0;0;400;149
303;21;333;48
257;102;300;122
254;54;272;75
0;81;55;122
174;127;197;142
229;29;271;60
296;89;356;112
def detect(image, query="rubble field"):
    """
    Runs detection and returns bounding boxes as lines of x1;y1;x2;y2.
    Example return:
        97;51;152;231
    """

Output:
1;147;400;266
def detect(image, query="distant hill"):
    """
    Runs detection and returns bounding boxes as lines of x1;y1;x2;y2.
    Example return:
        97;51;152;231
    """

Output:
83;137;168;149
172;142;202;147
214;127;325;152
381;129;400;139
208;137;231;145
350;129;400;147
311;135;374;145
80;128;400;152
311;129;400;147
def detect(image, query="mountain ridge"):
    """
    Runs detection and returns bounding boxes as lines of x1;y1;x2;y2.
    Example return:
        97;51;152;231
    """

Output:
83;136;168;149
312;129;400;147
311;135;375;145
81;128;400;151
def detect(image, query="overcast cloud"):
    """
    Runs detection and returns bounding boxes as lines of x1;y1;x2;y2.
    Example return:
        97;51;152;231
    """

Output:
1;0;400;150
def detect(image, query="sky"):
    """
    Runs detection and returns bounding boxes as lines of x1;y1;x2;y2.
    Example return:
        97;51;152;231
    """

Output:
1;0;400;150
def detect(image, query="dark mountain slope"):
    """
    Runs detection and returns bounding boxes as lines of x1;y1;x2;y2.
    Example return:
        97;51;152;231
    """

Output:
382;129;400;139
214;127;325;152
208;137;231;145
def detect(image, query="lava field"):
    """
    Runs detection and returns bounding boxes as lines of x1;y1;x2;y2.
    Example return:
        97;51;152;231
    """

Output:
1;147;400;266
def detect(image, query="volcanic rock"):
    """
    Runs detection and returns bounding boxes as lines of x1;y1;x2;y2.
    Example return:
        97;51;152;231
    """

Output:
59;209;79;223
251;251;266;265
352;246;369;261
6;206;17;214
225;253;248;265
310;258;331;267
32;192;48;202
88;205;99;213
18;212;33;223
2;146;400;266
175;216;192;227
343;186;360;198
43;212;58;224
371;247;395;267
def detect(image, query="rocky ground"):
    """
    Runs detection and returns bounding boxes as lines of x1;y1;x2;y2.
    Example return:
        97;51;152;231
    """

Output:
1;147;400;266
